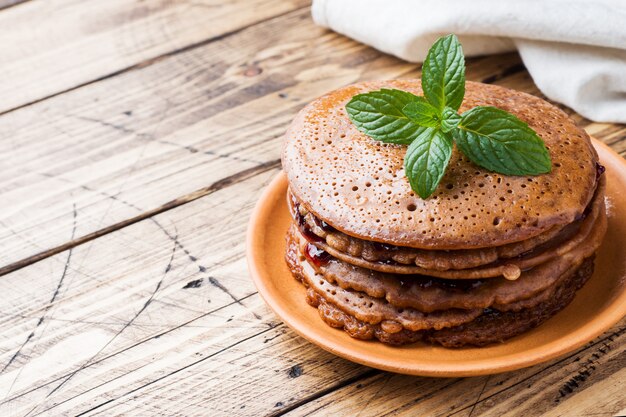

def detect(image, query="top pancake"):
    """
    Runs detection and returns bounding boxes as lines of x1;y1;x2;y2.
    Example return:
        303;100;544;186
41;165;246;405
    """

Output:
282;80;599;249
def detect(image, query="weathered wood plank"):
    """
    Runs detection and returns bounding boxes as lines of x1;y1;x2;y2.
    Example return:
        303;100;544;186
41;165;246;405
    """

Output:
0;0;308;114
0;160;281;276
0;9;529;273
282;321;626;417
0;169;279;413
465;327;625;417
72;325;369;416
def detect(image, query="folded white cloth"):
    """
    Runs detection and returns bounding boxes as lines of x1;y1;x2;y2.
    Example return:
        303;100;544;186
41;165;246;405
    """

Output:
312;0;626;123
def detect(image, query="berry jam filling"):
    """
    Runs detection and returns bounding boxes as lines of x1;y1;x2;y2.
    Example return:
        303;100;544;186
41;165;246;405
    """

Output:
291;193;335;243
304;243;331;267
292;198;323;243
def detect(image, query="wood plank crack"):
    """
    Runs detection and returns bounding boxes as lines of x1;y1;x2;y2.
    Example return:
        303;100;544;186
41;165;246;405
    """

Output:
270;369;381;417
0;160;280;277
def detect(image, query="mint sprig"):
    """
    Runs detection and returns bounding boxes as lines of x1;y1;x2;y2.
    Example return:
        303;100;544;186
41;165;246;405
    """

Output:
345;34;552;199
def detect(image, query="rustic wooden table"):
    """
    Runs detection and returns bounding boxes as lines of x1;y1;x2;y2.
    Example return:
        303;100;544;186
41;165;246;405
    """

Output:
0;1;624;416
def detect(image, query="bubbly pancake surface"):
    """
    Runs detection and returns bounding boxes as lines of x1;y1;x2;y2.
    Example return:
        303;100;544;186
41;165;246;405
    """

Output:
282;80;599;249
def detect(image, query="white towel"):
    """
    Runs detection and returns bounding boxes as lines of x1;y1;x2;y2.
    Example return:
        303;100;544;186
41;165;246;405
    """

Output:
312;0;626;123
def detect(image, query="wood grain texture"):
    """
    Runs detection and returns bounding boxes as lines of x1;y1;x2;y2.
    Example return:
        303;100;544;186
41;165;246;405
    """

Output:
0;0;308;114
0;0;625;416
285;321;626;417
0;170;279;413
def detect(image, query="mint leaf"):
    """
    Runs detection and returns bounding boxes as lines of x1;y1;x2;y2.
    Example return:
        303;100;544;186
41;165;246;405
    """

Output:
402;98;440;128
346;89;427;144
404;128;453;198
422;34;465;111
343;34;552;201
441;107;461;133
456;106;552;175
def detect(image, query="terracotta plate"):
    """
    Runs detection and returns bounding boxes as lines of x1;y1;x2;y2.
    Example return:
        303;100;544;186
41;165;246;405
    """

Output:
247;139;626;377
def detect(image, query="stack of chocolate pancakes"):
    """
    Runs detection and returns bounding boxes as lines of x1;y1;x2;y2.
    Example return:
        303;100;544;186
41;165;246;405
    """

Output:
281;80;607;347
